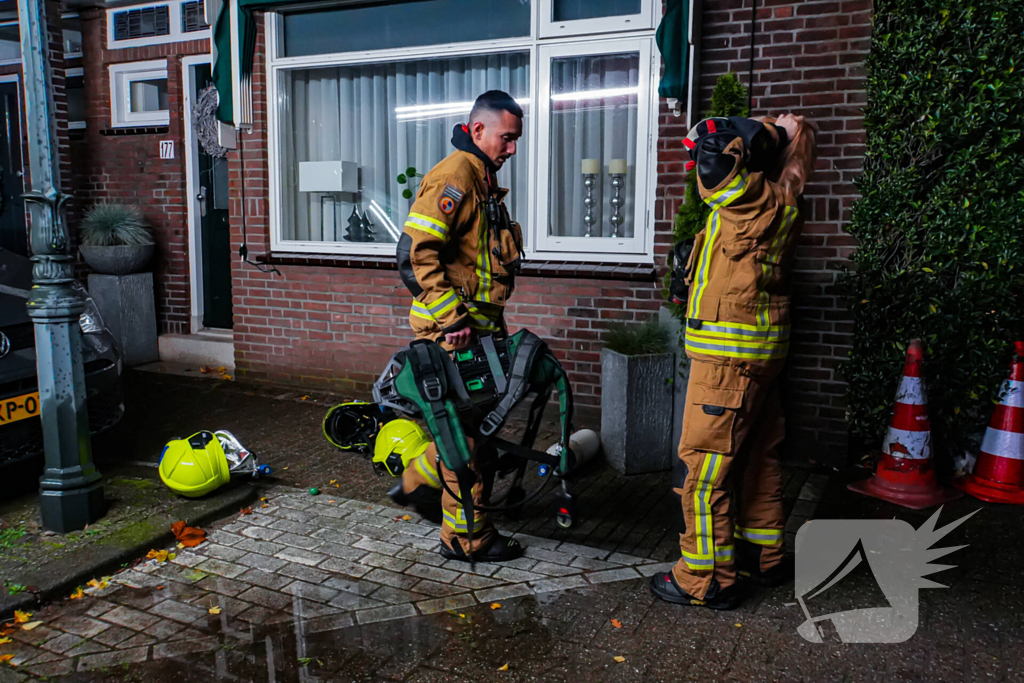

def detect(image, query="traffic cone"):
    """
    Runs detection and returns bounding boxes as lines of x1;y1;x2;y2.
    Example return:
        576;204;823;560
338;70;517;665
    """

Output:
956;342;1024;504
848;339;963;509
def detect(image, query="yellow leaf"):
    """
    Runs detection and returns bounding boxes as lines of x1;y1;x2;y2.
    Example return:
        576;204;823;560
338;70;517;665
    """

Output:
168;553;177;561
401;515;412;521
21;622;42;631
146;549;169;563
490;603;502;610
0;654;14;665
458;613;465;618
735;623;743;628
300;396;309;401
178;543;185;549
283;467;289;471
208;606;222;615
922;267;933;273
498;664;509;671
982;262;989;270
613;656;626;663
86;579;100;589
0;637;11;645
329;480;337;485
12;612;29;624
217;366;226;373
261;505;269;508
610;619;622;629
69;588;85;600
260;497;268;502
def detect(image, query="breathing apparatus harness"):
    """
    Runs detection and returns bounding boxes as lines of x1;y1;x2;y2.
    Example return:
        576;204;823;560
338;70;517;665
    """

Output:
374;329;576;554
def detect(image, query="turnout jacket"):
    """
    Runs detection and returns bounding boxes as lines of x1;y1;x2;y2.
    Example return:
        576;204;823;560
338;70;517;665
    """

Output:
397;125;523;340
683;119;815;368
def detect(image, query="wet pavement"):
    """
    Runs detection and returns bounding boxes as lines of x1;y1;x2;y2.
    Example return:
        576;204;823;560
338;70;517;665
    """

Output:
0;370;1018;681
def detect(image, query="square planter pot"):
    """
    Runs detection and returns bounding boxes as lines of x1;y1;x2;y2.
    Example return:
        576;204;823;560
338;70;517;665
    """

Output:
600;347;676;474
88;273;159;367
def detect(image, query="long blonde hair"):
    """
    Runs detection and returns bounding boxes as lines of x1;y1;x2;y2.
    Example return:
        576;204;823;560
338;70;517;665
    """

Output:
759;116;818;197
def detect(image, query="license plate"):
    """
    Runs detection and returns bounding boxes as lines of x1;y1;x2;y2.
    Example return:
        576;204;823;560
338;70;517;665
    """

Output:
0;391;40;425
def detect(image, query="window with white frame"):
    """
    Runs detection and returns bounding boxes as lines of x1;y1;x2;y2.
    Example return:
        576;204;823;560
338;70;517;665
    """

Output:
267;0;658;262
109;60;170;127
0;22;20;66
106;0;211;50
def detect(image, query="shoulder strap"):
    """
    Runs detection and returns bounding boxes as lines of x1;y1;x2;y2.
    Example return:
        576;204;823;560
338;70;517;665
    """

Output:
479;331;546;436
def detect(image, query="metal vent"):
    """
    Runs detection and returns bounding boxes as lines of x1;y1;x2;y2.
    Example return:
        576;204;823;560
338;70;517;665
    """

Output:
112;6;171;41
181;0;208;33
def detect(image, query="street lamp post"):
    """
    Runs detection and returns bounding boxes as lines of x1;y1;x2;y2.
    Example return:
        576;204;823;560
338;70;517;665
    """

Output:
18;0;104;531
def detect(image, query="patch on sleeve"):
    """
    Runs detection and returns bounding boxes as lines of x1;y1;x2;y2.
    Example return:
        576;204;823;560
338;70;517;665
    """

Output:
438;184;464;215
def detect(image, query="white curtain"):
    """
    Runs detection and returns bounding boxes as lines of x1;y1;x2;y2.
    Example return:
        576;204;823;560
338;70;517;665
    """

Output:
549;52;639;239
279;53;530;244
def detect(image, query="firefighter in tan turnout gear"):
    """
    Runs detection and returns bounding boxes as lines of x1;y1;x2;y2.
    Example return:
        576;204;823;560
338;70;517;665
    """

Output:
389;90;526;563
651;113;817;609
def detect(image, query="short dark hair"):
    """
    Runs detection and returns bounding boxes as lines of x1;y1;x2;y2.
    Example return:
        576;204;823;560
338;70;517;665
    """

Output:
469;90;523;123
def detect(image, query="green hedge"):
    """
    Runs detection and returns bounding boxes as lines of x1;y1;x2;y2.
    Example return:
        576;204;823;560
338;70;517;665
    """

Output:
841;1;1024;462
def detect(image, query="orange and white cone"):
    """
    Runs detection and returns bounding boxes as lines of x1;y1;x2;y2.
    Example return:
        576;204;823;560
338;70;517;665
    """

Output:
848;339;963;509
956;342;1024;504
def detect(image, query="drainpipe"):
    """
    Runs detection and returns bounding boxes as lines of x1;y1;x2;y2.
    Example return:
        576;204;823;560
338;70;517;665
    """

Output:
18;0;104;531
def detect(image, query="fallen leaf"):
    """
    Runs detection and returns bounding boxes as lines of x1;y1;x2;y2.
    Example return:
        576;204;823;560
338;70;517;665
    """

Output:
401;515;412;521
156;586;165;590
260;497;268;502
261;505;269;509
613;656;626;663
208;606;222;615
0;654;14;665
217;366;226;373
498;663;509;671
458;613;465;618
221;374;232;381
611;619;623;629
334;484;339;488
12;612;29;624
328;500;336;504
283;467;289;471
329;480;337;485
734;623;743;628
490;603;502;610
0;637;11;645
240;507;253;516
146;549;169;562
0;630;13;637
69;587;85;599
199;366;210;374
21;622;42;631
300;395;309;401
171;521;207;548
168;553;177;561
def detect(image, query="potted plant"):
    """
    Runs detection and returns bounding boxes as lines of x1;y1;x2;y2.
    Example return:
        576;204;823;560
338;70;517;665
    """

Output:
600;321;675;474
78;203;155;276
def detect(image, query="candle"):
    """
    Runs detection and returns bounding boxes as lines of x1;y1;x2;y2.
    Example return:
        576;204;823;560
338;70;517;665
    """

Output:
609;159;627;174
581;158;600;175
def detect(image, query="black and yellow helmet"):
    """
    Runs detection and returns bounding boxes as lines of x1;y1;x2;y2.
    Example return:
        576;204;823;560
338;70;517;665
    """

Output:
322;402;391;454
372;419;431;477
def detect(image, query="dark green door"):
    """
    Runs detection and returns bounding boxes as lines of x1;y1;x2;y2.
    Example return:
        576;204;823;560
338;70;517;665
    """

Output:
0;81;26;256
195;65;233;329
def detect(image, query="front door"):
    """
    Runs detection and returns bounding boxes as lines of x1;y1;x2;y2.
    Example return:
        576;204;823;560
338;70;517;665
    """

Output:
0;81;25;256
194;65;232;329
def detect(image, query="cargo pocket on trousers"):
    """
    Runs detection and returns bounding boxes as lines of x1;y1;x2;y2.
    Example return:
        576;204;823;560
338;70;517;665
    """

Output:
680;383;744;455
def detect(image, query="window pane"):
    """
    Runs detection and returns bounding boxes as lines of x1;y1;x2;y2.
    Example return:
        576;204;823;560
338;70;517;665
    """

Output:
129;78;168;113
63;16;83;55
0;25;20;62
548;52;639;239
552;0;641;22
282;0;531;58
277;52;529;246
66;75;85;121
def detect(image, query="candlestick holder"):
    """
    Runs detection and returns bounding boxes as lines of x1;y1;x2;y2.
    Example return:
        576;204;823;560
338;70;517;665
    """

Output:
609;172;626;238
582;173;598;238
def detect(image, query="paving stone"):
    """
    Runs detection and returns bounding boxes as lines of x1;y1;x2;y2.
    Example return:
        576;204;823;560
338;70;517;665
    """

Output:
530;575;589;593
11;625;59;648
355;604;417;625
359;553;414;572
237;587;294;611
555;542;612;560
454;574;506;590
274;532;324;551
321;557;374;579
100;606;161;631
417;594;478;615
40;633;86;655
346;511;387;526
236;568;292;591
441;560;501;577
282;581;340;604
317;542;371;562
203;544;249;563
410;580;469;598
116;633;156;650
570;556;619;571
77;646;149;671
153;565;210;585
305;613;356;634
153;599;209;624
406;536;442;551
84;601;117;618
584;567;641;584
328;593;387;612
237;552;290;573
493;567;548;583
391;521;434;538
170;551;207;568
49;616;111;639
219;521;250;534
474;584;535;603
195;558;248;579
324;577;381;596
635;562;675;578
406;563;462;584
26;658;75;677
310;516;359;533
363;568;420;590
269;518;317;535
397;548;448;567
531;562;584;577
152;636;220;660
244;513;278;528
241;525;285;542
277;563;331;585
354;538;406;556
606;552;649;565
512;533;562;551
274;547;329;567
234;538;286;557
311;506;351;520
93;625;136;647
276;495;314;511
275;508;315;523
207;530;245;546
145;619;188;640
65;640;109;657
112;570;164;589
293;601;346;621
523;546;578;565
369;586;425;604
311;528;362;546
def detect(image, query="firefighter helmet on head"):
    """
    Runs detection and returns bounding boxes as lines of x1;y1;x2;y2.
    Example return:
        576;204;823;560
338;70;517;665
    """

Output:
373;419;431;477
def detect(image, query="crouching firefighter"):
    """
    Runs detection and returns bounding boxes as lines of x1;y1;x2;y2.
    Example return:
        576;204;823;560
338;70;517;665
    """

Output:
391;90;526;562
651;114;817;610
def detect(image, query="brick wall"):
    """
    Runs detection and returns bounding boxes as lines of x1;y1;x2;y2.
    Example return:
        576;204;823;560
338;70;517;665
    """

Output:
72;9;210;335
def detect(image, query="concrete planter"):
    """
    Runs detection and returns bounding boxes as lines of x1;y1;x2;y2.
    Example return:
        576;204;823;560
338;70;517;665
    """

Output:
600;347;675;474
659;305;691;453
80;243;155;276
88;273;159;367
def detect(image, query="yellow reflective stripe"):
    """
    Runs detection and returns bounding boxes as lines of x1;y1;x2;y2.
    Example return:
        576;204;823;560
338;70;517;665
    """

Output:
406;212;449;239
464;301;502;332
682;549;714;570
413;451;440;488
410;290;461;322
442;509;486;533
410;300;434;321
685;334;790;361
705;170;748;208
475;206;493;304
756;206;798;327
735;525;783;546
687;211;719;320
689;322;791;342
693;453;723;564
715;545;735;563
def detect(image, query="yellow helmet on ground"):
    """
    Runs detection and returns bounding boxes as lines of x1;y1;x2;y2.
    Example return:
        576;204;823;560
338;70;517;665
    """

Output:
159;431;231;497
373;419;431;477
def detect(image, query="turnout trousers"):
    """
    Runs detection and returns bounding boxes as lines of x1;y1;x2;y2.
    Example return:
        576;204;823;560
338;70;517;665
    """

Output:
672;357;787;598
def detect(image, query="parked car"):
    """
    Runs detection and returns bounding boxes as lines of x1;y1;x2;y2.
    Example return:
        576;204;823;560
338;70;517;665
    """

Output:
0;248;123;468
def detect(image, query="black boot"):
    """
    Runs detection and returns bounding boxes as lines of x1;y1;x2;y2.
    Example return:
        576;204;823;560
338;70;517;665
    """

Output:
440;534;523;563
649;572;741;610
736;539;794;588
388;482;442;524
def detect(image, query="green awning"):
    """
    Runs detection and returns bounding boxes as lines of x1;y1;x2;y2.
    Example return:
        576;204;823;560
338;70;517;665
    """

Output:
655;0;689;103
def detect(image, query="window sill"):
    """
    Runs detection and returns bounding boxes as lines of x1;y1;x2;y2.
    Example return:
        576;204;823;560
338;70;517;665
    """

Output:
101;126;169;136
256;253;656;281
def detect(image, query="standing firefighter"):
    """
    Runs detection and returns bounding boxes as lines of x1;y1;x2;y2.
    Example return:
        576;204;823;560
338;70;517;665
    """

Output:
389;90;525;563
651;114;817;609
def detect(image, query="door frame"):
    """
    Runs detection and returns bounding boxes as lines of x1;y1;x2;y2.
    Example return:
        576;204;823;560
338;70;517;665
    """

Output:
0;74;26;256
182;54;211;334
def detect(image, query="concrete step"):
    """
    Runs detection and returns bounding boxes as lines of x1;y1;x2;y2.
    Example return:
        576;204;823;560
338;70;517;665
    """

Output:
157;330;234;371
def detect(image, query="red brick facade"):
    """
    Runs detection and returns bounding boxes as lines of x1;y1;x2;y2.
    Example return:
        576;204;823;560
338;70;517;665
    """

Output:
65;0;870;464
